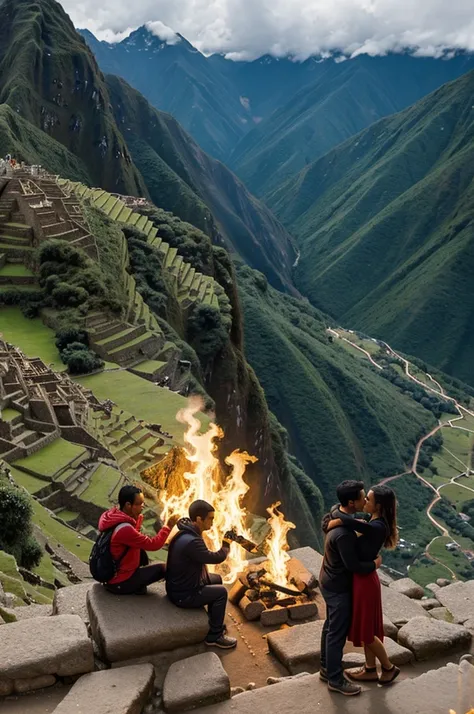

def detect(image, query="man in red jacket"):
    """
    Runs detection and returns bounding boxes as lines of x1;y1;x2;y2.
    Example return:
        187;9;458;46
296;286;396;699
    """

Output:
99;484;176;594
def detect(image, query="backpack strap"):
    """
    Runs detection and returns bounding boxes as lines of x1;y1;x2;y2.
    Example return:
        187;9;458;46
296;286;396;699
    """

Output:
111;522;131;565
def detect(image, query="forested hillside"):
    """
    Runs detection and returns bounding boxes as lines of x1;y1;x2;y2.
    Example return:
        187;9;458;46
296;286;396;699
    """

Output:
270;70;474;384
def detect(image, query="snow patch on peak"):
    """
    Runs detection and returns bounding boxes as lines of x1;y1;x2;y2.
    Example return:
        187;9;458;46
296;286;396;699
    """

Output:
145;21;180;46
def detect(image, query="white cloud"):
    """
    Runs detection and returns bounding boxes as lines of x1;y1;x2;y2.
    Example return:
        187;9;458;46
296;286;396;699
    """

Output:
145;20;180;45
63;0;474;60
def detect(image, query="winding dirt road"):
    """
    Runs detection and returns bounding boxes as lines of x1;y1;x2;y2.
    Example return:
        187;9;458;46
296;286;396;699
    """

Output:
329;328;474;578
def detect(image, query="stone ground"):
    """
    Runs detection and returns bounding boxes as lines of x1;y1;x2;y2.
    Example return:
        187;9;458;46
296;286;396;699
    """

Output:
4;589;473;714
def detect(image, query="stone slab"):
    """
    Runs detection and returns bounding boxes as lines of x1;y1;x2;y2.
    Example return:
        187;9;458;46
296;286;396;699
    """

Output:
53;582;95;623
287;602;318;621
377;569;394;586
52;664;154;714
383;636;414;665
1;604;52;621
382;585;429;626
287;547;323;582
0;614;93;679
342;653;366;669
14;675;56;693
266;620;323;674
398;616;472;661
87;583;209;663
434;579;474;624
111;643;207;687
429;607;453;622
383;614;398;640
191;661;474;714
389;578;424;599
260;606;288;627
421;598;441;610
163;653;230;713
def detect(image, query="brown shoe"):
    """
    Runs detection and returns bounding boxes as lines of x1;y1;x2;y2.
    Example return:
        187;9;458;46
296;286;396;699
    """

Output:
346;666;378;682
378;665;400;686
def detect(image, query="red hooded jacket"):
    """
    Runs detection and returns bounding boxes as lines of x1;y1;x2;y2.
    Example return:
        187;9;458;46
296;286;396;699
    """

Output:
98;507;170;584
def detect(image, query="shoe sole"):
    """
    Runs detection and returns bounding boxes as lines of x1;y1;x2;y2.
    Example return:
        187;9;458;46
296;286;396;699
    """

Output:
205;640;237;650
327;684;361;696
346;672;378;682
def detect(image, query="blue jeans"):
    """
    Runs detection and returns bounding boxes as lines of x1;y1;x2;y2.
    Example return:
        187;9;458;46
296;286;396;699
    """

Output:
320;586;352;685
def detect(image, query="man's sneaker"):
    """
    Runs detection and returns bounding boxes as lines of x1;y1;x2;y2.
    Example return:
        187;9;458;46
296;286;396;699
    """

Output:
205;634;237;649
319;667;328;682
328;679;362;696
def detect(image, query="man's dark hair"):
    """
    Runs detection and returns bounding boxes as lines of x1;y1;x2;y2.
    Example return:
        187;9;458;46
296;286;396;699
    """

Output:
189;500;214;522
336;480;364;507
118;485;141;510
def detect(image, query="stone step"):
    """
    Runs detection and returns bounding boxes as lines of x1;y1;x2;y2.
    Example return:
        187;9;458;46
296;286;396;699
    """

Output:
0;222;32;238
108;332;159;362
13;428;40;447
51;664;155;714
90;321;127;341
95;325;147;353
0;233;31;245
163;653;230;713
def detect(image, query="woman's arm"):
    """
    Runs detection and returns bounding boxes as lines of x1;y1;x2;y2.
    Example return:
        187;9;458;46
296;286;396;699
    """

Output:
326;509;375;536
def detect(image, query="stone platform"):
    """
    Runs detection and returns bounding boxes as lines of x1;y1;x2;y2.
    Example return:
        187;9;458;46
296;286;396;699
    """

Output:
87;583;208;664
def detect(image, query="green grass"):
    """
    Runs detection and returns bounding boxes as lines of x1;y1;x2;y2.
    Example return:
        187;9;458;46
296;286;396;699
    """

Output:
0;264;33;276
429;536;474;580
438;483;474;509
77;369;209;444
0;550;53;605
30;499;92;563
1;408;21;422
55;509;79;522
133;360;167;374
13;439;86;479
81;463;122;505
0;307;63;369
9;465;48;494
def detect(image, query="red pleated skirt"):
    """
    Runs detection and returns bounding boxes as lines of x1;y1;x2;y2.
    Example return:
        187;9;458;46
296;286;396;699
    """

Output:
348;570;384;647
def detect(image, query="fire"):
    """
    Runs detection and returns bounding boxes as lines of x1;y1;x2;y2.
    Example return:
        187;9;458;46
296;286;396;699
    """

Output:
264;502;296;586
158;399;295;585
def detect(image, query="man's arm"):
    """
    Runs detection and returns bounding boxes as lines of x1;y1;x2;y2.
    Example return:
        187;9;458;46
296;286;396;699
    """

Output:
328;508;374;536
187;537;231;565
114;524;171;552
337;531;377;574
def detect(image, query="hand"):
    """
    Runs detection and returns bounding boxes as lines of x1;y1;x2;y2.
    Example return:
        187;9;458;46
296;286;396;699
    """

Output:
375;555;382;569
166;514;180;530
321;513;331;534
135;514;144;531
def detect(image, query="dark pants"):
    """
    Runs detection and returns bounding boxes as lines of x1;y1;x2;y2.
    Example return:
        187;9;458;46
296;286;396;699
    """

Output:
170;574;227;642
320;586;352;685
105;563;166;595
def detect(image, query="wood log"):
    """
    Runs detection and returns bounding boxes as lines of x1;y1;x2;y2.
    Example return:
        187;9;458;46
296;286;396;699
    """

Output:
245;588;260;602
286;557;318;592
239;596;265;621
228;579;247;605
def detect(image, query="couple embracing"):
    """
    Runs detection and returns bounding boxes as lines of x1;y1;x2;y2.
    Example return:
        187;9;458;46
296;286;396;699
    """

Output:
319;480;400;696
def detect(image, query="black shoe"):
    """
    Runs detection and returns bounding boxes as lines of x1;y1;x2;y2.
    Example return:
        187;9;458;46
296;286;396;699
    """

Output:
205;634;237;649
319;667;328;683
328;679;362;696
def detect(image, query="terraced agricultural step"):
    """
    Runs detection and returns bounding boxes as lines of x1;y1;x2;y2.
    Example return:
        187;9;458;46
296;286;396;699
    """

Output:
0;233;31;246
108;332;159;361
135;215;148;232
95;324;147;352
180;267;195;293
90;321;127;341
116;205;132;223
42;220;73;236
165;247;178;269
109;201;125;221
1;223;32;238
189;272;203;295
12;428;39;447
102;196;118;215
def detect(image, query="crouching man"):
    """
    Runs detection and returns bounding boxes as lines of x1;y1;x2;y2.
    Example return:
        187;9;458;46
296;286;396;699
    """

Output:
166;499;237;649
95;484;176;594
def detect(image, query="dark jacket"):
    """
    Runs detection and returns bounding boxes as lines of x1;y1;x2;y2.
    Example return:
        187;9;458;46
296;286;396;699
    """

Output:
319;522;376;594
165;518;229;601
332;508;388;561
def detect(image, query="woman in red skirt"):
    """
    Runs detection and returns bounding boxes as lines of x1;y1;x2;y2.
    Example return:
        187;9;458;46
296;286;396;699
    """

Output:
326;484;400;685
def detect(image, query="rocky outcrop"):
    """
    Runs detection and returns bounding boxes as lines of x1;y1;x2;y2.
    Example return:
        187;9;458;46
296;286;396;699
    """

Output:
434;579;474;624
389;578;424;600
398;616;472;661
381;586;429;626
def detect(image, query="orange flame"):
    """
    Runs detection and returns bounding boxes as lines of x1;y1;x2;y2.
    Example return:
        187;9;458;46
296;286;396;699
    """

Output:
160;399;295;585
264;502;296;586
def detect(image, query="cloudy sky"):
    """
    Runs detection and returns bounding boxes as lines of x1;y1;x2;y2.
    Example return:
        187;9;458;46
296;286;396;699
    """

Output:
61;0;474;60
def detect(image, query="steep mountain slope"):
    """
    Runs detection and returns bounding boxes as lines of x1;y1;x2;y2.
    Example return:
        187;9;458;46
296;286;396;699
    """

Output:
270;70;474;384
105;74;297;292
231;53;474;198
0;0;296;292
237;265;435;502
80;27;250;161
0;0;145;196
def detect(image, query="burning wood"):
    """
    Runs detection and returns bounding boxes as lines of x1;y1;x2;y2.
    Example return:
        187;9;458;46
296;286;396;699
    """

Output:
233;557;318;624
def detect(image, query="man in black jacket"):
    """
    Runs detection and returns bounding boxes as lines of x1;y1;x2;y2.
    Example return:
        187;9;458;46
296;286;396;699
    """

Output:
319;480;382;697
166;500;237;649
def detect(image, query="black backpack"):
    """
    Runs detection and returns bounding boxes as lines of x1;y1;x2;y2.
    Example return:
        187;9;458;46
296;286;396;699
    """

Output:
89;526;129;583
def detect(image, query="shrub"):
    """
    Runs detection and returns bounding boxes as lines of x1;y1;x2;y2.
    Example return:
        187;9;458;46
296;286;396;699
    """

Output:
55;327;89;352
187;304;228;364
61;348;104;375
51;282;88;308
0;485;43;569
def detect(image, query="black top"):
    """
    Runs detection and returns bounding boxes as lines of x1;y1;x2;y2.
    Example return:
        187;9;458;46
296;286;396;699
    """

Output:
332;509;388;561
165;518;229;600
319;522;376;594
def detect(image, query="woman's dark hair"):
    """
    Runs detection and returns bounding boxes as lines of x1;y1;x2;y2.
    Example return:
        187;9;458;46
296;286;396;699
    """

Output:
336;480;364;507
189;500;214;522
371;485;398;548
118;485;142;510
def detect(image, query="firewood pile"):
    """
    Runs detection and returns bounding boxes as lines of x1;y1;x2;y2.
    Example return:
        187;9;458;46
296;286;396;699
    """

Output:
228;558;319;626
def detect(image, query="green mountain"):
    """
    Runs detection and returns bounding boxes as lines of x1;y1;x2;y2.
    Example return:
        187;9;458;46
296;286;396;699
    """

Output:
0;0;296;293
269;70;474;384
237;266;435;503
231;53;474;198
79;27;250;161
